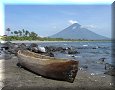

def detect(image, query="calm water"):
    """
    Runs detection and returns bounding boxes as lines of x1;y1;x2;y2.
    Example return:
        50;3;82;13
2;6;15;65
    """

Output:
39;41;112;74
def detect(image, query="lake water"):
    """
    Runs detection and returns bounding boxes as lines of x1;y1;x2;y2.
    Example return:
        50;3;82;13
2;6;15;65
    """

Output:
38;41;112;74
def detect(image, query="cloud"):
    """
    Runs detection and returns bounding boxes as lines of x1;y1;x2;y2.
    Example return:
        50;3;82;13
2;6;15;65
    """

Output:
68;20;78;24
80;25;97;29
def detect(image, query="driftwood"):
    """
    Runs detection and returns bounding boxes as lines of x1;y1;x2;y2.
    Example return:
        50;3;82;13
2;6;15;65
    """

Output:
17;50;79;83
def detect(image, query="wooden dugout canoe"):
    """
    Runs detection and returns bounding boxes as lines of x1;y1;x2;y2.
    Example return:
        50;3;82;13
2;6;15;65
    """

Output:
17;50;79;83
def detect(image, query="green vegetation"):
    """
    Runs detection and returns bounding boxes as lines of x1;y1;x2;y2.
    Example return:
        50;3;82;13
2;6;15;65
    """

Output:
3;28;111;42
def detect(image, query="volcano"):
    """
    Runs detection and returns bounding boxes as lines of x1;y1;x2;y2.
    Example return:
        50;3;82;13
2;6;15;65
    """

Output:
49;23;109;40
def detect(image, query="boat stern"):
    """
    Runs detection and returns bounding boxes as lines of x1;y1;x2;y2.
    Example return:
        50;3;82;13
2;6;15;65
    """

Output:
65;60;79;83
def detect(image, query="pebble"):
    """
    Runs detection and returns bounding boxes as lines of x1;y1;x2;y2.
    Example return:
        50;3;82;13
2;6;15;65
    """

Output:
79;67;83;70
91;73;95;76
109;83;114;86
101;76;106;78
28;80;31;82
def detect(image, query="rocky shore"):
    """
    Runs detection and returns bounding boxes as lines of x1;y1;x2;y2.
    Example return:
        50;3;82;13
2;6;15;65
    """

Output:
0;42;115;90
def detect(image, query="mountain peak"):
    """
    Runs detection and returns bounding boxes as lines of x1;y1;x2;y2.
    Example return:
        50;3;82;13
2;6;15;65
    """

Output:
71;23;81;27
67;23;81;30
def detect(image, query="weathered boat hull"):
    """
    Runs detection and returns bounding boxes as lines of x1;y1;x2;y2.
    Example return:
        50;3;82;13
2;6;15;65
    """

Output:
17;50;79;83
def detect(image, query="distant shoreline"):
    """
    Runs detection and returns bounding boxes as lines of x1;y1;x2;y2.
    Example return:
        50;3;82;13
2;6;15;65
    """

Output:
0;40;111;43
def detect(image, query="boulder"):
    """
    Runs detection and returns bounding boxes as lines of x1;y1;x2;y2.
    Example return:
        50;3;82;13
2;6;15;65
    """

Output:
68;50;79;54
105;63;115;70
96;58;106;64
45;52;54;57
104;69;115;76
104;63;115;76
45;46;66;52
38;46;46;53
18;43;27;50
28;43;46;53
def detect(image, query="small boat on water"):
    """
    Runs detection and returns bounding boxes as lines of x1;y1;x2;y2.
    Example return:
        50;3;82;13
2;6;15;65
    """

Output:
17;50;79;83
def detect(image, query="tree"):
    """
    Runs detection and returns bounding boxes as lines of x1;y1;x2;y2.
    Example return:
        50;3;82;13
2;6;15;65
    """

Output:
11;32;13;36
18;30;22;36
25;30;30;36
22;29;25;36
6;28;11;36
14;31;18;36
29;32;38;40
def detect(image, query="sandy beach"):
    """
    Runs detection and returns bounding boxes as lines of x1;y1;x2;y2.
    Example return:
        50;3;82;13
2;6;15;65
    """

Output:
0;40;110;44
0;55;114;90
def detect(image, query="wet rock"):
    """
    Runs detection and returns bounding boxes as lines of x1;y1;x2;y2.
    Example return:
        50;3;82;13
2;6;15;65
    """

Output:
45;46;66;52
104;69;115;76
99;57;106;61
1;41;13;50
104;63;115;76
92;47;97;49
28;43;38;51
45;46;55;52
28;43;39;52
105;63;115;70
30;43;38;47
0;48;2;50
48;52;54;57
96;58;106;64
18;43;27;50
66;47;79;54
28;43;46;53
56;47;62;51
79;65;88;70
0;42;19;55
1;44;9;50
45;46;79;55
31;47;38;53
8;43;28;55
92;46;99;49
45;52;54;57
81;65;88;69
68;50;79;54
1;46;9;50
38;47;46;53
8;44;20;54
71;55;75;57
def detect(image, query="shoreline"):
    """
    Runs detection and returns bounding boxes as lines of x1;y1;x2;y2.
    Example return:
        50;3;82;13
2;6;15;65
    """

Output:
0;57;115;90
0;40;112;43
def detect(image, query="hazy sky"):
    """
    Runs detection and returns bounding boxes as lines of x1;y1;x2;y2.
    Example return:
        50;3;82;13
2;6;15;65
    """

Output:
5;5;111;38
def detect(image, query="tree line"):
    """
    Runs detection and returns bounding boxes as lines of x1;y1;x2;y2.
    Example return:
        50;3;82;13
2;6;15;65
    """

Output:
4;28;107;41
5;28;66;41
6;28;37;37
